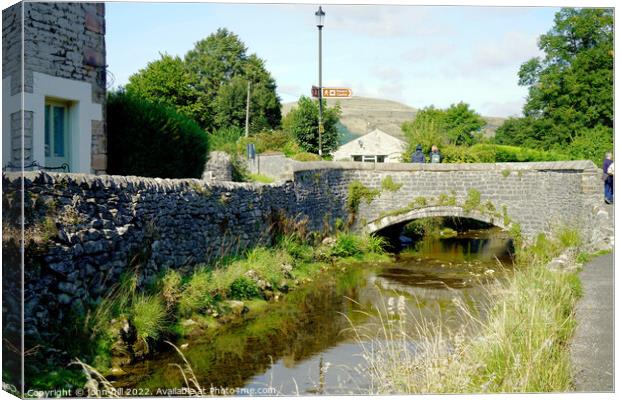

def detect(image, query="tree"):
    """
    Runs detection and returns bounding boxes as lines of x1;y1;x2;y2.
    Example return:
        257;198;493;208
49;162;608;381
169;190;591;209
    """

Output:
500;8;613;151
126;28;281;134
401;106;447;155
125;54;206;125
283;96;341;154
443;102;485;145
184;28;281;133
401;103;485;157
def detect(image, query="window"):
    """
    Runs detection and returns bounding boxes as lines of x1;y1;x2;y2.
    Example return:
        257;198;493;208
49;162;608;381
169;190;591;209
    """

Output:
44;100;70;168
351;155;387;163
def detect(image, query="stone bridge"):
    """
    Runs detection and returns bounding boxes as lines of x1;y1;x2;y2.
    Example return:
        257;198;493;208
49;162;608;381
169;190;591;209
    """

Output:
286;159;604;239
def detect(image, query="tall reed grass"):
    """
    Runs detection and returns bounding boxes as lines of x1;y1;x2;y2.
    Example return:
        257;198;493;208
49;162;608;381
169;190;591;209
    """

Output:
356;227;584;394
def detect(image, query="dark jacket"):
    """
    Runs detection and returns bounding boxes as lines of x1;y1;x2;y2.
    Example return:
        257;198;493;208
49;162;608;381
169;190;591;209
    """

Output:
603;158;613;182
411;150;425;163
429;150;443;163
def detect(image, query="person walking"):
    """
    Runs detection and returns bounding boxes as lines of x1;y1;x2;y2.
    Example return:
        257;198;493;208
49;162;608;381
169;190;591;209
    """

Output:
429;145;443;163
411;144;425;163
603;152;613;204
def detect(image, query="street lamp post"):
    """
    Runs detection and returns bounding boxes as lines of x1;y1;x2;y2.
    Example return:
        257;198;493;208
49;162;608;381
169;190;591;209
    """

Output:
315;6;325;156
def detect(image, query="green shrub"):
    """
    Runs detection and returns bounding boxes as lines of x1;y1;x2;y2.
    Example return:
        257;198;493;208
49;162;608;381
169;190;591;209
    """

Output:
364;234;387;254
107;90;209;178
556;227;582;249
160;270;182;309
228;276;261;300
292;152;322;162
331;233;364;258
381;176;403;192
278;235;314;262
210;126;244;154
413;196;428;207
238;130;296;154
178;270;217;316
347;181;380;213
462;188;481;212
438;144;568;164
131;295;167;341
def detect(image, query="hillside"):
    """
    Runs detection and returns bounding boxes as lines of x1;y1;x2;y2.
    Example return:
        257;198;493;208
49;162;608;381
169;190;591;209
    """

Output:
282;96;505;144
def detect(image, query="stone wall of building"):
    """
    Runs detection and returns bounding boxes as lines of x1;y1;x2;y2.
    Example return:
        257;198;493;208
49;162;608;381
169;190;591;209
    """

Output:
2;2;107;173
2;2;23;95
22;2;106;102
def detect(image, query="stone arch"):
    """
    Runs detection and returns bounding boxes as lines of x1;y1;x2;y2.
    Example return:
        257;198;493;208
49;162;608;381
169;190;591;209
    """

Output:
364;205;510;234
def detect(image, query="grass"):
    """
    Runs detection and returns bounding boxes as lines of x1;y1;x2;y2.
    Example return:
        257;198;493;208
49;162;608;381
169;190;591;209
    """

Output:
381;176;403;192
131;295;168;342
248;173;275;184
357;225;584;394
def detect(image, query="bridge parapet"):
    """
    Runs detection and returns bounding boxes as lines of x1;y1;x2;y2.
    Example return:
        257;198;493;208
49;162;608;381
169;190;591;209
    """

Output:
290;160;604;240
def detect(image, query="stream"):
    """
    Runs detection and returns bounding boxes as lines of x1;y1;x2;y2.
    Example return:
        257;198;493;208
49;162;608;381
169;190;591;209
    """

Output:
113;227;514;395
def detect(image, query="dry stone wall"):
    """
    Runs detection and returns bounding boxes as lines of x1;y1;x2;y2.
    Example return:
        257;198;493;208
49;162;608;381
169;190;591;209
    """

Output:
3;170;345;339
2;160;607;340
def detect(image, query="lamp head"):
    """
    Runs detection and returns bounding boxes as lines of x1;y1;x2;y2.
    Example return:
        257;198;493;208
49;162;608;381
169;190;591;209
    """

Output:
315;6;325;28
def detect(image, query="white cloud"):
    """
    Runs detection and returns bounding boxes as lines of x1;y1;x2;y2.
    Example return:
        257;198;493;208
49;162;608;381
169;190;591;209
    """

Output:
372;66;403;83
327;5;452;38
400;42;457;63
481;100;525;117
451;31;541;77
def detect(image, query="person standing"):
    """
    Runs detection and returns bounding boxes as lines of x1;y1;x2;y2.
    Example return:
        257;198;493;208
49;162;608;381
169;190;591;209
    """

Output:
411;144;425;163
603;152;613;204
429;145;443;163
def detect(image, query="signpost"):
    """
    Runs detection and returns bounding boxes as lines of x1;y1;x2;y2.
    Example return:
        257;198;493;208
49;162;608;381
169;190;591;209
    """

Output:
312;86;352;98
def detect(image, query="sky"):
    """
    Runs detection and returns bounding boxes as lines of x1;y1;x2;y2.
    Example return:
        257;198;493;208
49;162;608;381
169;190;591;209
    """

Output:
106;2;563;117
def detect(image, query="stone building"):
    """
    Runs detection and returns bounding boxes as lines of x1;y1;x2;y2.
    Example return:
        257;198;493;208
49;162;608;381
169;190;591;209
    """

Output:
2;2;107;174
332;129;407;163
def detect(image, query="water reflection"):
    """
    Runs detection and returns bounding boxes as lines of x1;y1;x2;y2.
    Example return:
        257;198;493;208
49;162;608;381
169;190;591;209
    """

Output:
115;228;513;395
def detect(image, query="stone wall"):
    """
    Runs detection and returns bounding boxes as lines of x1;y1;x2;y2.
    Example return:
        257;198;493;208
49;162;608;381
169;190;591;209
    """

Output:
3;160;608;340
2;2;107;173
247;153;299;180
203;151;233;181
4;170;346;339
22;2;106;103
2;2;23;95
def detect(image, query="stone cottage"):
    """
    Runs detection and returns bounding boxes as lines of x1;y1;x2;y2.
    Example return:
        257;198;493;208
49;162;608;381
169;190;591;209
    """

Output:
2;2;107;174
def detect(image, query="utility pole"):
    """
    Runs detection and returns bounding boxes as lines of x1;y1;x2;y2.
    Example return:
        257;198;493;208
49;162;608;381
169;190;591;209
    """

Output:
245;81;251;137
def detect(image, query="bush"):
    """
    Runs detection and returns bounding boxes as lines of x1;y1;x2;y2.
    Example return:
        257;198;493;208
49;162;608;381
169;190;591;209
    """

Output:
107;91;209;178
131;295;167;341
292;152;322;162
565;125;613;167
177;270;217;316
228;276;261;300
438;144;568;164
330;233;365;258
210;126;244;154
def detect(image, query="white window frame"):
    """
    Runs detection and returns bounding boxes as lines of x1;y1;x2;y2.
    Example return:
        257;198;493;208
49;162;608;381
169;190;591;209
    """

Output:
44;99;71;168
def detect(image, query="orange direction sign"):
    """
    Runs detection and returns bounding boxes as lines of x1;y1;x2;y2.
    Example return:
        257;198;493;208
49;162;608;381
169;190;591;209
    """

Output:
323;87;352;98
311;86;353;98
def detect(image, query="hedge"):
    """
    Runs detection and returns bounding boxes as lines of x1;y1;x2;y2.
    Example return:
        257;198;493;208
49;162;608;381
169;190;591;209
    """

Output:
107;91;209;178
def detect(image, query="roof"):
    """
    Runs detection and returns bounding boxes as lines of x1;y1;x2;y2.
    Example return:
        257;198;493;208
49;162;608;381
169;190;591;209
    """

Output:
332;129;407;158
